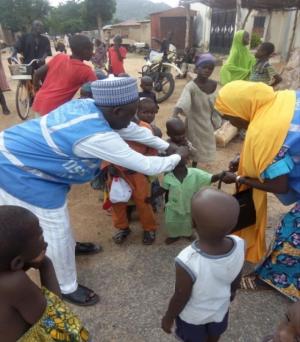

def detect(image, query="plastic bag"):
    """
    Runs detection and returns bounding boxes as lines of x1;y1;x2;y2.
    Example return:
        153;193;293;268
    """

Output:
109;177;132;203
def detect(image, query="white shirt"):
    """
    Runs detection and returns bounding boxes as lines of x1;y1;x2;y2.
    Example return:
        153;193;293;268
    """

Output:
74;122;181;176
176;235;245;325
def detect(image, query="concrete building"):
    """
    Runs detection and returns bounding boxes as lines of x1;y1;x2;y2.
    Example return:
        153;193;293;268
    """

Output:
102;20;151;45
150;7;197;51
182;0;300;59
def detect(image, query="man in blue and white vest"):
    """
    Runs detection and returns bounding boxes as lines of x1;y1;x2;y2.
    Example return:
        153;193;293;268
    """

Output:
0;77;184;306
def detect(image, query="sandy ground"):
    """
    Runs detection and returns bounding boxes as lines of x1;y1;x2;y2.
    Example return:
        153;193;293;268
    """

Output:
0;52;291;341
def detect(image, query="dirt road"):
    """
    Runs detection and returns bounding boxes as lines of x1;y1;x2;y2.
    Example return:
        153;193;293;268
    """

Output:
0;52;290;342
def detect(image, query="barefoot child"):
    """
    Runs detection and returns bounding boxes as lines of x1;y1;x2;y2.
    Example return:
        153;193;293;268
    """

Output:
149;149;224;244
161;188;245;342
173;53;220;168
0;205;89;342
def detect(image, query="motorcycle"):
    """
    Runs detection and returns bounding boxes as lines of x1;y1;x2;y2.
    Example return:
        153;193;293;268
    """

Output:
141;44;183;103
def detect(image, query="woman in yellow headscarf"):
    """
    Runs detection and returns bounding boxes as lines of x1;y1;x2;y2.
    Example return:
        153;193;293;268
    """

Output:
215;81;300;301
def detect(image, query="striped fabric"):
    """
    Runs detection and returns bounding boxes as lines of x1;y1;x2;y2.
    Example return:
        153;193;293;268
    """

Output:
91;77;139;106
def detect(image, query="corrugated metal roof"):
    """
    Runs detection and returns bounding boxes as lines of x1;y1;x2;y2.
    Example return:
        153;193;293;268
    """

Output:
182;0;300;10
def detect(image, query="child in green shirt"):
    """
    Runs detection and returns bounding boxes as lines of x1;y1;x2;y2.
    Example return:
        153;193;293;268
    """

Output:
149;118;225;244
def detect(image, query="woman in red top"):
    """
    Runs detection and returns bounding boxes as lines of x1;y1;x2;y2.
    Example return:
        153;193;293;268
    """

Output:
32;35;97;116
108;35;127;76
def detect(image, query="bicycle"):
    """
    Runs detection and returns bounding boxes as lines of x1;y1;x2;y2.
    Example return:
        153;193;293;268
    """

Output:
8;58;39;120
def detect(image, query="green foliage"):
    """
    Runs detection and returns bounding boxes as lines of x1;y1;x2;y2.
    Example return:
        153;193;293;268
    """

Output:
250;32;262;49
0;0;50;32
85;0;116;29
47;0;95;35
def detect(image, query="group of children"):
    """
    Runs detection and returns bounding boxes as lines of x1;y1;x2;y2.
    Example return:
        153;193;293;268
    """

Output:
0;33;296;341
1;185;299;341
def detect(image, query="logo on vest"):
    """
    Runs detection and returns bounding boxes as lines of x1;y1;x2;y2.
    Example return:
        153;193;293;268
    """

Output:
63;160;86;177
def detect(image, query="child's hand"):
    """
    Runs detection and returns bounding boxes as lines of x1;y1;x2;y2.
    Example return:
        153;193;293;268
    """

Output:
221;172;237;184
161;314;174;334
229;154;240;172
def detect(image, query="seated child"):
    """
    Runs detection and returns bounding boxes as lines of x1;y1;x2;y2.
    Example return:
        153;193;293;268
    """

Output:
263;301;300;342
139;76;158;108
110;99;160;246
161;188;245;342
149;150;224;244
0;205;89;342
249;42;282;86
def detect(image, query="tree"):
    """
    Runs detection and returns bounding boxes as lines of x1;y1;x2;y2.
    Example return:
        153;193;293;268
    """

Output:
85;0;116;35
47;0;95;35
0;0;50;32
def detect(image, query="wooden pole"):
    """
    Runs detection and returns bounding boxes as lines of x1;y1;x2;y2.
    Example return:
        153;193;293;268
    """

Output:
242;8;252;29
236;0;242;30
287;9;299;61
185;3;191;49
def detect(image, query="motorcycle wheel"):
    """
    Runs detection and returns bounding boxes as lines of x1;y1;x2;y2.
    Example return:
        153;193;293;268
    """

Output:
153;72;175;103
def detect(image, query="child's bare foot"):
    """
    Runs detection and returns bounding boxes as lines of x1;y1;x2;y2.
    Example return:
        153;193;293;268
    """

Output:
165;237;180;245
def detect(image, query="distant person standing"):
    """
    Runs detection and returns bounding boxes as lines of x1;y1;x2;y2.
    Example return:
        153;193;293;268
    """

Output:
92;38;107;71
152;31;174;55
32;35;97;116
0;50;10;115
10;20;52;69
220;30;255;85
108;35;127;76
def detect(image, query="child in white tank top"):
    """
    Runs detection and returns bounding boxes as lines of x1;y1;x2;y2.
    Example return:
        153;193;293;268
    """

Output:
161;187;245;342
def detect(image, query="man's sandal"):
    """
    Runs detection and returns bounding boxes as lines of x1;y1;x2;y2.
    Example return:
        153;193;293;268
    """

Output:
75;242;102;256
62;284;100;306
143;231;156;245
113;228;131;244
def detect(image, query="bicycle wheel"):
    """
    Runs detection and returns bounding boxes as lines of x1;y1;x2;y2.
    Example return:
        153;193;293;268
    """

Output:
16;81;30;120
153;72;175;104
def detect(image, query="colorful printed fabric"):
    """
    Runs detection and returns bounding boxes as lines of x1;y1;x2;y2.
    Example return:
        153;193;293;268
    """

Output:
18;288;90;342
256;203;300;301
256;94;300;300
249;60;277;85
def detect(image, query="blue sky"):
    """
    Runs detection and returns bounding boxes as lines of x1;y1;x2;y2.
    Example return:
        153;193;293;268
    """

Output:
49;0;179;6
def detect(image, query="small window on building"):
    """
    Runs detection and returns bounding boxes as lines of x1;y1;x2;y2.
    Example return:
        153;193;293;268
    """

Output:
253;16;266;37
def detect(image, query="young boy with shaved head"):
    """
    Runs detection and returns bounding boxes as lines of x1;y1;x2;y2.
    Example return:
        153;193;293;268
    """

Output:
162;188;245;342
